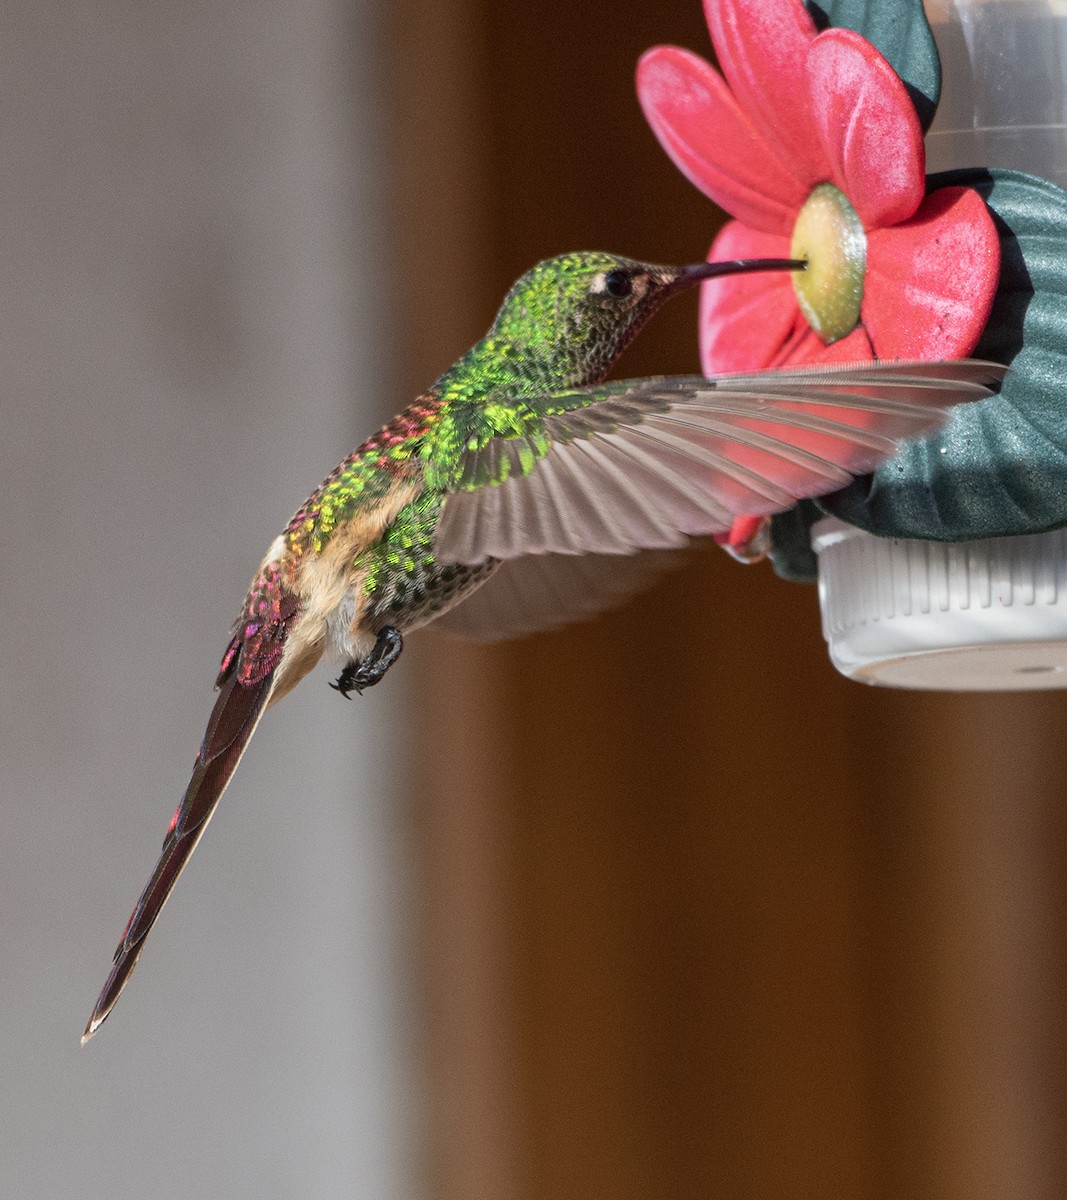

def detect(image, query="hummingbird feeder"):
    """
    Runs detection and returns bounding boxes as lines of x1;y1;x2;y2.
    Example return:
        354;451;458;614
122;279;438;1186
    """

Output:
639;0;1067;690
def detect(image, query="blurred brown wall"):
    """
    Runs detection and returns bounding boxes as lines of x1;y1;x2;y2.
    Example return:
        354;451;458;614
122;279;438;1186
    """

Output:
389;2;1067;1197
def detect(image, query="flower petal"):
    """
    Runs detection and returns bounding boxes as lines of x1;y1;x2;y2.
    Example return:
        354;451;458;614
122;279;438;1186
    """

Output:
637;46;808;235
699;222;802;372
807;28;925;229
714;515;771;561
863;185;1000;359
777;324;875;366
703;0;828;189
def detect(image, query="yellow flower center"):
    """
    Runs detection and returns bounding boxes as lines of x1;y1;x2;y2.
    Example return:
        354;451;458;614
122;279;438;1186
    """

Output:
790;183;867;343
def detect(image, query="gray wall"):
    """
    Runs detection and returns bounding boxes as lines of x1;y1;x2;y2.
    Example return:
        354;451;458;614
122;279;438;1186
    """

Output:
0;3;414;1196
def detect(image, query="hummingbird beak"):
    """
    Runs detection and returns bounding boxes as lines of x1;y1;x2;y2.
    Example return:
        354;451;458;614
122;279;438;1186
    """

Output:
656;257;806;297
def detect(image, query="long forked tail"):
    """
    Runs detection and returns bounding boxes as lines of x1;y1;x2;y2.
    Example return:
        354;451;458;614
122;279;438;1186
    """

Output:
82;664;275;1043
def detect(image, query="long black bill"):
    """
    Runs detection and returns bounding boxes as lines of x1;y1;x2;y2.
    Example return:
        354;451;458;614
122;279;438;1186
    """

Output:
660;257;806;298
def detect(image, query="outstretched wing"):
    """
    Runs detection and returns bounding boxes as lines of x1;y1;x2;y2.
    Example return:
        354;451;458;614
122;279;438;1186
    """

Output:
434;360;1005;565
432;544;688;642
428;360;1005;641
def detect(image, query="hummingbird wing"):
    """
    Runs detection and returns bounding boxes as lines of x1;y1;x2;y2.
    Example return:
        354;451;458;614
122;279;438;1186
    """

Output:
82;583;299;1043
434;360;1005;564
433;544;689;641
429;360;1004;640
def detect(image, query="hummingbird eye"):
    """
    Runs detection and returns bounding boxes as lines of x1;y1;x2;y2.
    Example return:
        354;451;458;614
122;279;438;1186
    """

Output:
602;268;633;299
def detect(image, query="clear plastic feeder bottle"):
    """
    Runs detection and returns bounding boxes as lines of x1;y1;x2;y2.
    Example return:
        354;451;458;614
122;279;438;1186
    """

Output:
813;0;1067;690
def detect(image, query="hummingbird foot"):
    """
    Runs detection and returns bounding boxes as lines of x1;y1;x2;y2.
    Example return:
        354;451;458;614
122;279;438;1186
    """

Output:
330;626;404;698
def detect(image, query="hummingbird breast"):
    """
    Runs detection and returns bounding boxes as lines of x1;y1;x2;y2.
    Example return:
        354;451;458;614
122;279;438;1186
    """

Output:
363;554;498;636
289;476;499;668
316;533;497;663
356;488;499;637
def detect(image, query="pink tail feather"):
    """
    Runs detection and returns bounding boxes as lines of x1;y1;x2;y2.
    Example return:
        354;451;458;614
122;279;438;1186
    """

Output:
82;665;275;1043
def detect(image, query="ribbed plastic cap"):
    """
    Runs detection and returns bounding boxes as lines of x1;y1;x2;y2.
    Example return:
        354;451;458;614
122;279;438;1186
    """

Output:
812;520;1067;690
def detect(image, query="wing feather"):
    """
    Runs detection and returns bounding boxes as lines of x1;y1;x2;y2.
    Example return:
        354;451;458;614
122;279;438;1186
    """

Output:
568;440;685;548
434;360;1005;566
433;546;686;641
590;431;735;533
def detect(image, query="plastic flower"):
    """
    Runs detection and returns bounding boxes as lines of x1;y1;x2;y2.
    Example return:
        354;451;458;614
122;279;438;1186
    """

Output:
637;0;1000;376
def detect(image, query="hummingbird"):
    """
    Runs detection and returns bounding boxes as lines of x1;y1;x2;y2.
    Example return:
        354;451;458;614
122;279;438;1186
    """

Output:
82;251;1003;1041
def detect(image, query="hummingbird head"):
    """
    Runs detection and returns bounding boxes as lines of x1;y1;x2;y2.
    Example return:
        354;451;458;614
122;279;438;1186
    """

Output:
487;252;803;387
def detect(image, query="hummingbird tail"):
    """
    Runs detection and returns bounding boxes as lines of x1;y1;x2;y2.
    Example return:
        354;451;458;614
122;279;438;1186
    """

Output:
81;663;276;1043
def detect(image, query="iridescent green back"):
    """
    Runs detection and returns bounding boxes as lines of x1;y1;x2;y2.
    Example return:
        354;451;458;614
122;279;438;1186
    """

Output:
279;253;671;631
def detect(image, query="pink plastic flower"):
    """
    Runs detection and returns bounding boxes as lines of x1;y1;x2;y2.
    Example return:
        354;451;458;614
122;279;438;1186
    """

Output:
637;0;1000;376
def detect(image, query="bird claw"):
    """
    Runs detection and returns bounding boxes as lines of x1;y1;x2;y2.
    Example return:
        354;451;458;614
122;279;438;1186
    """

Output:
330;626;404;700
329;675;362;699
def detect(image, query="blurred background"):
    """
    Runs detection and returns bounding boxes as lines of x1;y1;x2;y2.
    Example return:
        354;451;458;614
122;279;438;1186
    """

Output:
2;1;1065;1198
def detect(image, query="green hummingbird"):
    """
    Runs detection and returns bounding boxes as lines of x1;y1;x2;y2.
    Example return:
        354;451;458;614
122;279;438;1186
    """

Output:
82;251;1002;1041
